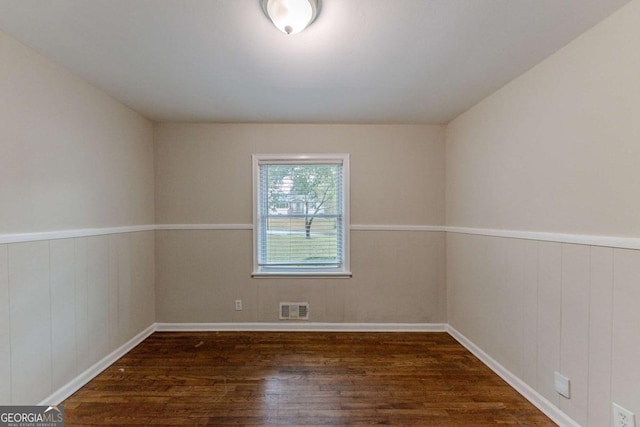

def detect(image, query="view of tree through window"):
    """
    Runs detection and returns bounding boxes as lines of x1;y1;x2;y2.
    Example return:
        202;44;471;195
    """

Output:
258;162;343;269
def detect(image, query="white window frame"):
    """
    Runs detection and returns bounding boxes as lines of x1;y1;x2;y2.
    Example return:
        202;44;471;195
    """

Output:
252;153;351;278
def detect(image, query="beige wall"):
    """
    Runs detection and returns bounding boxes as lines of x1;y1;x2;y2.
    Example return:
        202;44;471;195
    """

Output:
156;230;445;323
446;1;640;236
0;30;155;234
155;123;444;226
154;123;446;323
0;31;156;404
446;1;640;425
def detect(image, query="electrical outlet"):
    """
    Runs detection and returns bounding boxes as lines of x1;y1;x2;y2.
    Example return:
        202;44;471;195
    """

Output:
235;299;242;311
613;403;635;427
554;371;570;398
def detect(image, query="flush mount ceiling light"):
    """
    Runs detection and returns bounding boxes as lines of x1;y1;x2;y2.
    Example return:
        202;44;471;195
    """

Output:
261;0;321;35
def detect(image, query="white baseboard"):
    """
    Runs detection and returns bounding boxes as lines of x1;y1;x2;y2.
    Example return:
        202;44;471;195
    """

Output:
38;323;156;406
446;325;580;427
155;322;448;332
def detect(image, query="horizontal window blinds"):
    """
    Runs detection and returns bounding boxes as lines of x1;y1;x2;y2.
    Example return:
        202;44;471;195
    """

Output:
257;162;343;270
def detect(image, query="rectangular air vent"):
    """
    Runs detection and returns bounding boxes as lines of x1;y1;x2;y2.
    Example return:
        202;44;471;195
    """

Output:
279;302;309;320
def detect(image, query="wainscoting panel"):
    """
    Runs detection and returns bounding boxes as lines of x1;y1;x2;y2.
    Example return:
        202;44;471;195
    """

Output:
0;244;10;403
536;241;562;408
612;249;640;420
588;246;613;427
8;241;52;404
50;239;77;392
0;231;155;405
87;236;111;368
74;238;90;374
447;232;640;427
559;244;590;425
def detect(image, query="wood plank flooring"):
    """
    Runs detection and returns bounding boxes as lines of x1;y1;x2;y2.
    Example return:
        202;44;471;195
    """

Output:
63;332;555;426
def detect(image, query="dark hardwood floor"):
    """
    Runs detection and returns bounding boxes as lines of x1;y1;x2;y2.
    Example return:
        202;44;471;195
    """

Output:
63;332;555;426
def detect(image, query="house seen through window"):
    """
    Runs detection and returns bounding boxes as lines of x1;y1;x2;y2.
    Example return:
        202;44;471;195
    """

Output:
252;154;350;277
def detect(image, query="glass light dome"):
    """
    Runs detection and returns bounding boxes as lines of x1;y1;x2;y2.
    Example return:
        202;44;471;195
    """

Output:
261;0;321;35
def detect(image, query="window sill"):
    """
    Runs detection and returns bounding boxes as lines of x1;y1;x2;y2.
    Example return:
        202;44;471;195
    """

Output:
251;271;352;279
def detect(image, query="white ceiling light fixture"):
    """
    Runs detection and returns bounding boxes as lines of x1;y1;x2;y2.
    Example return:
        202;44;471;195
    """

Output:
261;0;321;35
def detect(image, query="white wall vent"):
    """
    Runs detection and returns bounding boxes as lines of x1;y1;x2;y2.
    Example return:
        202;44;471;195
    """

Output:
279;302;309;320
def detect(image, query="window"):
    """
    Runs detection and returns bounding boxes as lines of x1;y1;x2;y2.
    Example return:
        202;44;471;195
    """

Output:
252;154;350;277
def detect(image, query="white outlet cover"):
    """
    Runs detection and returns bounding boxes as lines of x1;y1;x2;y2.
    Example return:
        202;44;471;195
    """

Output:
554;371;570;398
613;403;636;427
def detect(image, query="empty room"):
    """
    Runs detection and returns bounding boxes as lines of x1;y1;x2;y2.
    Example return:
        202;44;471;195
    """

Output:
0;0;639;425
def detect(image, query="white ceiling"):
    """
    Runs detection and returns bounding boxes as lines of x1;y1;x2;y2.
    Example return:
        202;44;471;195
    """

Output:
0;0;629;124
